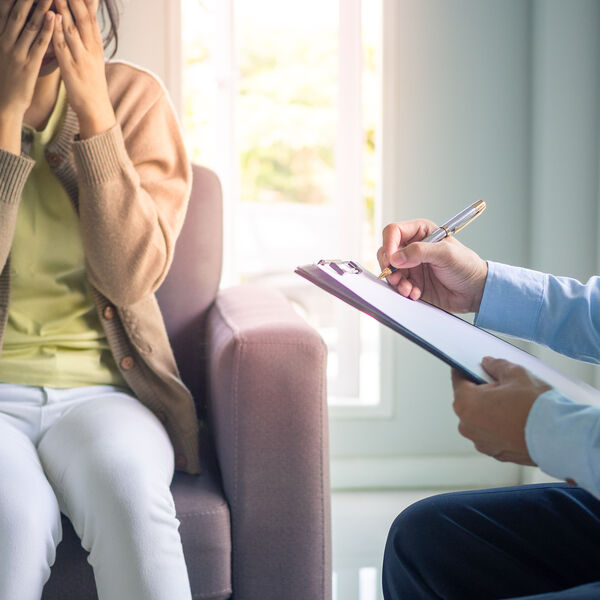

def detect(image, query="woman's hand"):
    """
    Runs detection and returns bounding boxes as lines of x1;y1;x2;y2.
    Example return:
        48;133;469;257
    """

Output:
52;0;115;138
0;0;56;152
377;219;488;314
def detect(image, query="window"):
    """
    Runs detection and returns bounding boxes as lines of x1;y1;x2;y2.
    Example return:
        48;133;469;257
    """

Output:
182;0;383;408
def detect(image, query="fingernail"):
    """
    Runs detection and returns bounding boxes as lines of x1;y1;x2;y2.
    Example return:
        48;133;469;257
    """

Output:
395;251;407;264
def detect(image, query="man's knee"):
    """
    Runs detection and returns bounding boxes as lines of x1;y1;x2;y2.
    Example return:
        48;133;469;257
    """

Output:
385;495;447;563
383;496;452;600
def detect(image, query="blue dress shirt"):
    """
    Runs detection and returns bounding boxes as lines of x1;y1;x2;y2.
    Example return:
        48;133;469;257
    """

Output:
474;261;600;499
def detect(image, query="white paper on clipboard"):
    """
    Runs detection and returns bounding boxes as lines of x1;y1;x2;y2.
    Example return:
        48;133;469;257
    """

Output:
295;260;600;407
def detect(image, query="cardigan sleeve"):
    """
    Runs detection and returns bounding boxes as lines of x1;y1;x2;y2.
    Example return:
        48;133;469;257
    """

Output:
0;149;35;272
72;73;191;307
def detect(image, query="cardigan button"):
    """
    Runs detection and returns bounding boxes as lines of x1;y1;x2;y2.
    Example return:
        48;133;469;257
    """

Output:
176;454;187;470
46;152;62;167
103;305;116;320
120;356;135;371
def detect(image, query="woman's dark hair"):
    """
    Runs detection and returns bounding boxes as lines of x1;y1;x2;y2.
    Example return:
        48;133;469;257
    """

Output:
99;0;121;58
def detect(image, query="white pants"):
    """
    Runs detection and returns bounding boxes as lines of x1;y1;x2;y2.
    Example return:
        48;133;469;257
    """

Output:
0;384;192;600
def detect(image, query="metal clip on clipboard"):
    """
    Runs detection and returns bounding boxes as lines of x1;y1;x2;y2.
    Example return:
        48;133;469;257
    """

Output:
317;260;362;276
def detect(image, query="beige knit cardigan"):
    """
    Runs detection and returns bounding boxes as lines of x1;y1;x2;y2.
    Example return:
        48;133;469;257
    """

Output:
0;61;200;474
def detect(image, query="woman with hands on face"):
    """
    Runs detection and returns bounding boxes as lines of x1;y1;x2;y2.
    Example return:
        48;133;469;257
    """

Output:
0;0;116;150
378;219;600;599
0;1;197;599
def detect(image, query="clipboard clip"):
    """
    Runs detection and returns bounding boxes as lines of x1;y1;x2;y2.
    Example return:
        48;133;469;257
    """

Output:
318;260;362;276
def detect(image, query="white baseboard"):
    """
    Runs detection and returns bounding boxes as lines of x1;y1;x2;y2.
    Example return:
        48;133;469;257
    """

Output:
331;454;522;491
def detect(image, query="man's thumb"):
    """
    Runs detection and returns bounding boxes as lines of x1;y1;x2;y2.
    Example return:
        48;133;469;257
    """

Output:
481;356;518;382
391;241;444;270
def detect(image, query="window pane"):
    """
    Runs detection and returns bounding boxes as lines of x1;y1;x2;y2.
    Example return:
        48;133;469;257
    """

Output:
181;0;383;406
182;0;218;170
234;0;340;279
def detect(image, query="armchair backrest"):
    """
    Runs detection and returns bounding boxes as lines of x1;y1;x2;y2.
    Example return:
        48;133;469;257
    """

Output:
155;164;223;403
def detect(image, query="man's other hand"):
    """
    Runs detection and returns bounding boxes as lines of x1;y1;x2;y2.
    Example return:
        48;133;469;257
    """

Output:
451;357;552;465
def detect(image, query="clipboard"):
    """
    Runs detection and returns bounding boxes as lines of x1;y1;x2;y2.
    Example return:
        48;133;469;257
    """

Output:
295;259;600;407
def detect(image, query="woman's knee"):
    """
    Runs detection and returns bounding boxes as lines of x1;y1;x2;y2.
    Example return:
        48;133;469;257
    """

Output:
38;394;179;551
78;446;172;507
0;477;62;561
61;447;177;545
0;424;62;571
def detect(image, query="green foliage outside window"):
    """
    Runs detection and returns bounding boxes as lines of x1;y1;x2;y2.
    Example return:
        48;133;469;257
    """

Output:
182;0;378;234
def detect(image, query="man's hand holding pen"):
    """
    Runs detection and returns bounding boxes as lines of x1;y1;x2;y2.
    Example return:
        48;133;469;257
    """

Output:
378;206;553;468
376;218;489;314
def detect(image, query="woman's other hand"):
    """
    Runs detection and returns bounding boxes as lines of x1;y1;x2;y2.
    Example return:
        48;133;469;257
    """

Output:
53;0;115;138
377;219;488;314
0;0;56;153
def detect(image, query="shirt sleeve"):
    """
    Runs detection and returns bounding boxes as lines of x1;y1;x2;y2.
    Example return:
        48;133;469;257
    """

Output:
475;261;600;364
526;390;600;500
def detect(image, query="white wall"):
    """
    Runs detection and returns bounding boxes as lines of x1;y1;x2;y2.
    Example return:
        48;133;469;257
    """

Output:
111;0;182;114
529;0;600;386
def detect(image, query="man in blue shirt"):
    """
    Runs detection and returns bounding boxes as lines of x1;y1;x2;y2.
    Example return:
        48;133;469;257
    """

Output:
378;219;600;599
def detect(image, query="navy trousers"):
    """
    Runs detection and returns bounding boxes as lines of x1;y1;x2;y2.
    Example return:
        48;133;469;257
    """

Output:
382;484;600;599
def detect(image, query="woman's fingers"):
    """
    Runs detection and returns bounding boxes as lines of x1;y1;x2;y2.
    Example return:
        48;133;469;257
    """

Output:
27;9;54;61
0;0;16;36
53;0;83;58
14;0;53;54
1;0;35;44
63;0;94;40
54;0;99;53
51;11;71;66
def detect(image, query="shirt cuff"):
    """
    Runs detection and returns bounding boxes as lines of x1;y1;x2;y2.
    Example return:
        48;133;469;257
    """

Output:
526;389;600;499
475;261;546;341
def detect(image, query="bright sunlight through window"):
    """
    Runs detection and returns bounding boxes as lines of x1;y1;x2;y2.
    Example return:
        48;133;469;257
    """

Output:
182;0;382;407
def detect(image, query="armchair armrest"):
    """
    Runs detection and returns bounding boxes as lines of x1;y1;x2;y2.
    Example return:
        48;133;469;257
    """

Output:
205;284;331;600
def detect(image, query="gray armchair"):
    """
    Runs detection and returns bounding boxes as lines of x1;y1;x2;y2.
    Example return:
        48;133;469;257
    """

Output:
41;165;332;600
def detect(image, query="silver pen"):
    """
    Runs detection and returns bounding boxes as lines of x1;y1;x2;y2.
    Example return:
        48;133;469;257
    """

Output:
378;200;486;279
